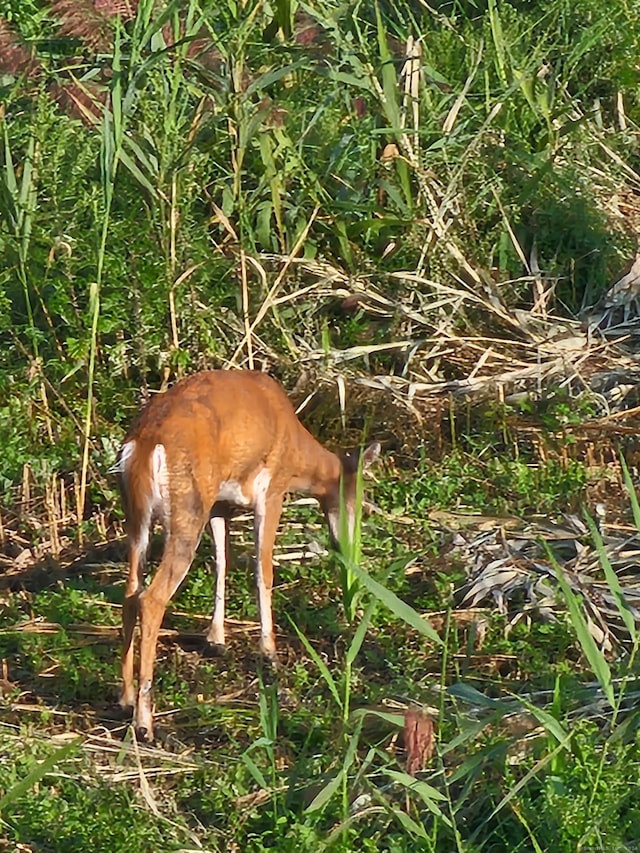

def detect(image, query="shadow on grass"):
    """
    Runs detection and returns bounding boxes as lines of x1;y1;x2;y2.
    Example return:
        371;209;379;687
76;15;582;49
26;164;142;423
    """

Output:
0;539;350;747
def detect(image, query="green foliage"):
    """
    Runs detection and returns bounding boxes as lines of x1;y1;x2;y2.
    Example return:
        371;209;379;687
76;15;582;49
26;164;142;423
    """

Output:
1;1;640;850
0;746;178;852
515;723;640;851
378;448;587;517
0;0;636;503
2;461;640;850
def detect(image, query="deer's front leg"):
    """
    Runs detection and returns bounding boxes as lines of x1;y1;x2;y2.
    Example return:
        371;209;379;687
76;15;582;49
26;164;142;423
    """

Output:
205;514;230;653
254;493;283;660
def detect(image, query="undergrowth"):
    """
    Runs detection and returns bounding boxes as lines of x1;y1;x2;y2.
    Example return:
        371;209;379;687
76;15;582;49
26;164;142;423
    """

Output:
1;0;640;850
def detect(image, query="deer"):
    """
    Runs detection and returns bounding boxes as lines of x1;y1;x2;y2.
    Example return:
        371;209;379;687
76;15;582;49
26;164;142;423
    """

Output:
113;369;380;741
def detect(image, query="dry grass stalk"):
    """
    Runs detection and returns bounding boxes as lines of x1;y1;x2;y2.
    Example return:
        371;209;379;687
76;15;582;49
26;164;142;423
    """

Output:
73;472;83;544
94;0;138;17
240;248;254;369
455;512;640;649
45;474;61;558
20;464;31;518
228;206;320;367
51;76;105;125
400;36;421;151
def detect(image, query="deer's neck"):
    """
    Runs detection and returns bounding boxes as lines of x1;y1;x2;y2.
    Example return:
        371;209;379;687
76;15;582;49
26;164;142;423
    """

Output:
289;426;341;497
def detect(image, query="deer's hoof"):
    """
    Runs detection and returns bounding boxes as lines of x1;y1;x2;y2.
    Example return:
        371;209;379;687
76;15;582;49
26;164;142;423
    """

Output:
135;724;152;743
202;640;228;659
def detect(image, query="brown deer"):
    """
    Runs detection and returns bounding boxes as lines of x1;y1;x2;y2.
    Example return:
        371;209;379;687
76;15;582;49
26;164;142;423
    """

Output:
113;370;380;741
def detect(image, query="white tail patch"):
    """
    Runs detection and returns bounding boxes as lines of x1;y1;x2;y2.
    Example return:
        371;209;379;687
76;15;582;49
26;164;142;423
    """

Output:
151;443;171;523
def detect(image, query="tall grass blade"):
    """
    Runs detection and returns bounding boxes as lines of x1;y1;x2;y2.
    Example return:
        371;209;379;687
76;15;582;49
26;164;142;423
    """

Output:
119;146;158;197
349;561;442;645
0;122;18;229
79;14;128;526
373;0;413;208
620;453;640;537
481;739;569;828
487;0;508;86
387;806;431;840
0;739;81;812
17;134;36;257
513;693;569;745
137;0;180;55
384;769;451;823
305;719;363;813
546;545;615;707
374;1;400;131
345;597;378;667
289;617;342;710
584;511;637;641
241;751;269;790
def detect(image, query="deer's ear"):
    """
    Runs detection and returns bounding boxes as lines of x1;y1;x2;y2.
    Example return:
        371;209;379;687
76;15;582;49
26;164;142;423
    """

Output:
361;441;381;470
341;442;381;474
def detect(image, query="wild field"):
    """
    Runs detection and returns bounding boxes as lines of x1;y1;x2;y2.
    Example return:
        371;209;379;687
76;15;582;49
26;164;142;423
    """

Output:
1;1;640;850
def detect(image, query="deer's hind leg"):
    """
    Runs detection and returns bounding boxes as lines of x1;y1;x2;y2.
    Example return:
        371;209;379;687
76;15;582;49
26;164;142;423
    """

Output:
254;492;283;661
120;527;149;711
134;513;205;741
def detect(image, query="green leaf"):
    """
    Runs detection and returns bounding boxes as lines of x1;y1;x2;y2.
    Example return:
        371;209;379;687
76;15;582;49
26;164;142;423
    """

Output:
448;682;514;710
305;722;363;814
374;0;400;131
384;769;452;827
346;597;378;666
486;739;568;824
326;70;373;91
241;752;268;790
351;708;405;728
138;0;183;50
384;769;448;803
514;694;569;746
288;618;342;709
621;453;640;541
0;739;81;813
118;147;158;198
349;563;443;645
245;60;308;97
487;0;508;86
305;769;343;813
546;545;615;708
584;510;636;642
389;806;430;839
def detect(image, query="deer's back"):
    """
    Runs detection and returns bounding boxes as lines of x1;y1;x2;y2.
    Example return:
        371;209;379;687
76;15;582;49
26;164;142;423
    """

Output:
124;370;303;486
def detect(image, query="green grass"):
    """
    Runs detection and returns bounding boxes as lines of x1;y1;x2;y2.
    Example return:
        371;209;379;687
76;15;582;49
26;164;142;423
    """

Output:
2;438;640;851
1;0;640;848
379;451;588;518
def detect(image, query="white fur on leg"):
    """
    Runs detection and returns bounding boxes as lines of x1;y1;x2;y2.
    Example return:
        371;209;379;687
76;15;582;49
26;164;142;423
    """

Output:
253;471;275;658
134;678;154;739
207;516;227;647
